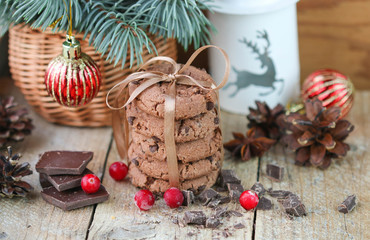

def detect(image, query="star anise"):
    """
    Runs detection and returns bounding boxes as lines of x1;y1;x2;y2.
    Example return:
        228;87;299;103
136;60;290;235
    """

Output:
282;98;354;169
247;101;285;140
224;127;276;161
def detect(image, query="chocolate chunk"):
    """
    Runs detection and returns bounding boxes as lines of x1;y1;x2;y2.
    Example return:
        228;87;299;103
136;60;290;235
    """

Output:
257;197;273;210
46;168;93;192
219;170;241;188
206;102;214;110
234;223;245;229
268;189;292;199
227;183;244;201
227;210;243;217
198;188;220;205
39;173;52;188
214;117;219;124
152;136;161;142
182;190;195;206
282;194;306;217
207;199;221;208
184;211;206;225
338;195;357;214
215;186;227;192
214;206;229;218
149;144;158;153
36;151;93;175
127;116;135;125
205;216;221;228
266;164;284;182
219;196;231;204
222;231;232;238
41;185;109;211
251;182;266;197
131;158;139;166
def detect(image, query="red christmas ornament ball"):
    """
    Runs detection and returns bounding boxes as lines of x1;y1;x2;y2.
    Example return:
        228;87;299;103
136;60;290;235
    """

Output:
163;187;184;208
301;69;354;119
239;190;259;210
45;36;101;107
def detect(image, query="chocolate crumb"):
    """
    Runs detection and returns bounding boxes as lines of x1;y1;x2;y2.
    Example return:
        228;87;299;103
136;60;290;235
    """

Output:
172;218;179;224
206;102;215;110
251;182;266;197
184;211;206;225
187;232;196;237
222;231;232;238
234;223;245;229
266;164;284;182
227;210;243;217
282;194;306;217
205;216;221;228
338;195;357;214
182;190;195;206
127;116;135;125
149;144;158;153
257;197;273;210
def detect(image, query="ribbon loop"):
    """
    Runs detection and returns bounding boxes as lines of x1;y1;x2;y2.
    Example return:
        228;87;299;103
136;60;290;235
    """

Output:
107;45;230;189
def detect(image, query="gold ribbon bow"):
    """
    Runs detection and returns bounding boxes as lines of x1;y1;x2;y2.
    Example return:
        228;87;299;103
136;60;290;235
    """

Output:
106;45;230;188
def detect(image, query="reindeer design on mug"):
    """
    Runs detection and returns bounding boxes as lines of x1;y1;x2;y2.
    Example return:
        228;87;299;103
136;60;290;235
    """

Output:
224;30;284;97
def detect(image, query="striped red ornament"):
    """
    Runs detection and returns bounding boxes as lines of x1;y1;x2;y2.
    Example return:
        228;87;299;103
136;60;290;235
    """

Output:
44;36;101;107
301;69;354;119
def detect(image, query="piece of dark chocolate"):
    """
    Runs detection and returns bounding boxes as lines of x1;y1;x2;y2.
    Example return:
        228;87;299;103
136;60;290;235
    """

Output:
214;206;229;218
39;173;52;188
205;216;221;228
207;199;221;208
234;223;245;229
219;196;231;204
227;183;244;201
36;151;93;175
266;164;284;182
198;188;219;205
268;189;292;199
282;194;306;217
251;182;266;197
46;168;93;192
41;185;109;211
257;197;273;210
184;211;206;225
219;170;241;188
338;195;357;214
182;190;195;206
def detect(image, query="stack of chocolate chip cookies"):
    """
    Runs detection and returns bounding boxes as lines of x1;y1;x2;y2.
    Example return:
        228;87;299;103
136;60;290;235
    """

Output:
126;63;223;193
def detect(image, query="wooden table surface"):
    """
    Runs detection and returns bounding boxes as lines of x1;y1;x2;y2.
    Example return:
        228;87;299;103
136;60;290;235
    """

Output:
0;78;368;240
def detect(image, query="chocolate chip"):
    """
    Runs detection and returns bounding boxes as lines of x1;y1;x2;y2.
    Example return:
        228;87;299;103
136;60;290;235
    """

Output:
257;197;273;210
182;190;195;206
268;189;292;199
131;158;139;166
266;164;284;182
149;144;158;153
214;117;219;124
206;156;214;161
251;182;266;197
127;116;135;125
198;188;220;205
151;136;161;143
184;126;190;134
219;169;241;188
282;194;306;217
184;211;206;225
206;101;214;110
205;216;221;228
234;223;245;229
338;195;357;214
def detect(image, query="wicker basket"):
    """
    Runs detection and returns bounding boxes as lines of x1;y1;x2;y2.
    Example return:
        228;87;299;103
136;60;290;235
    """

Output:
8;25;177;127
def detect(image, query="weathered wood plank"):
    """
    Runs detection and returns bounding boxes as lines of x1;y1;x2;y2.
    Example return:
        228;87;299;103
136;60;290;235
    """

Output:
0;79;112;240
88;111;258;240
254;91;370;240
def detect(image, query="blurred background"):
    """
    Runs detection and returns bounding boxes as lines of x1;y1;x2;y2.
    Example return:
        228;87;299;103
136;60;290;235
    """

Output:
1;0;370;89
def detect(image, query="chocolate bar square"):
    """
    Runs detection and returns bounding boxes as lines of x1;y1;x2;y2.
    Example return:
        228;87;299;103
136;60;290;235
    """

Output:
266;164;284;182
46;168;93;192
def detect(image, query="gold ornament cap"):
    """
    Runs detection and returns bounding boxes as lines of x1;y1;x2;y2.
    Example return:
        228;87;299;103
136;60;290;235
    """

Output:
63;35;81;59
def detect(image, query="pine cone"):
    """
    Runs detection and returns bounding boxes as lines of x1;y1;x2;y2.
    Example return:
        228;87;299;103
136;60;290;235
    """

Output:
247;101;285;140
0;146;33;197
224;127;276;161
0;96;34;147
282;98;354;169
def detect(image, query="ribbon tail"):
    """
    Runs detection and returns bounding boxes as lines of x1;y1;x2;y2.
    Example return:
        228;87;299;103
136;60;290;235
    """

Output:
164;82;180;188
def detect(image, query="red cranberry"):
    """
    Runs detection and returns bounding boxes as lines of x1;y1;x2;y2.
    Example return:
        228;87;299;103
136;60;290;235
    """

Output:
81;174;100;194
134;189;155;211
109;161;128;181
164;187;184;208
239;190;259;210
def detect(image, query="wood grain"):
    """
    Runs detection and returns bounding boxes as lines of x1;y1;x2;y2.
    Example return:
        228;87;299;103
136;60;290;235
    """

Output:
87;111;259;240
297;0;370;89
254;92;370;240
0;79;112;240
